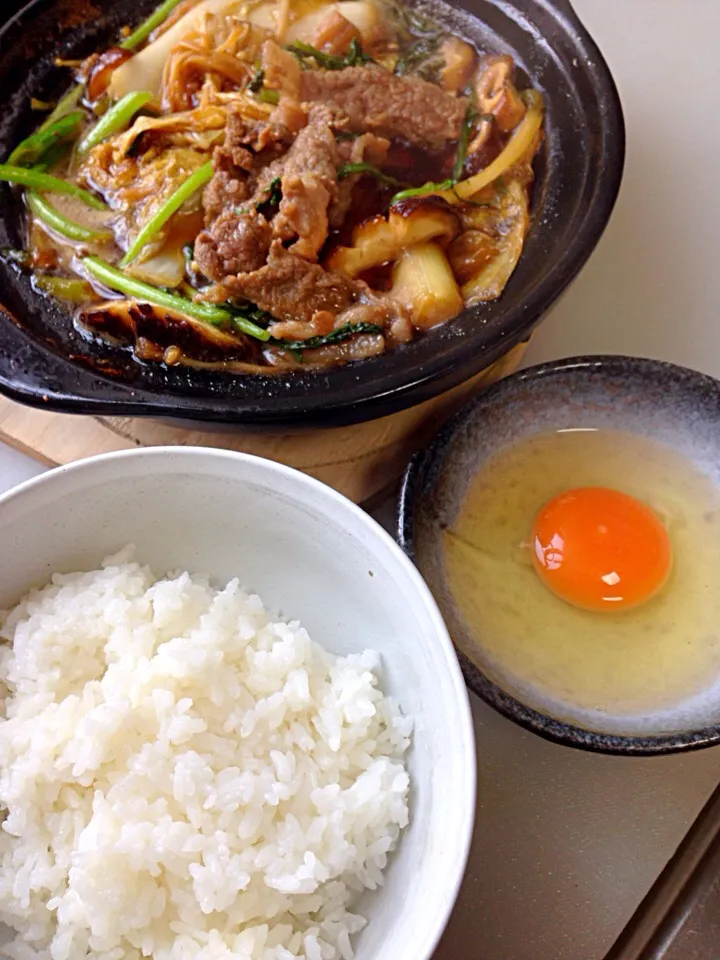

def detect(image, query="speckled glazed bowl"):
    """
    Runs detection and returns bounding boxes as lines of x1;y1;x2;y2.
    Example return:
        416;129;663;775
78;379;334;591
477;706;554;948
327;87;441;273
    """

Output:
399;356;720;755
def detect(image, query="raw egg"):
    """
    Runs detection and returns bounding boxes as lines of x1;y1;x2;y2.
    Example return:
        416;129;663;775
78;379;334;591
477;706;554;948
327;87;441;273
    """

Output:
442;428;720;735
532;487;673;611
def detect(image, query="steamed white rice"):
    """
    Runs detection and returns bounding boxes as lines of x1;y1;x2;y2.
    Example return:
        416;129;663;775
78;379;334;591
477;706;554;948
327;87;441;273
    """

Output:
0;550;412;960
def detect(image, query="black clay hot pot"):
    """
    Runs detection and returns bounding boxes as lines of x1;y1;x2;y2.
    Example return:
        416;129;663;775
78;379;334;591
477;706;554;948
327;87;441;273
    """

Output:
0;0;624;427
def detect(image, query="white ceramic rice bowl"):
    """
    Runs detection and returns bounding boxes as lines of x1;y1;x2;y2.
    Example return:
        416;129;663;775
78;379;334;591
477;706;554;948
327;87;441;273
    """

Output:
0;447;475;960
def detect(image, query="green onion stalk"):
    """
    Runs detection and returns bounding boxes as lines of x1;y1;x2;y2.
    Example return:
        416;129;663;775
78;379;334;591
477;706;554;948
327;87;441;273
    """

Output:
78;91;153;156
38;86;84;133
26;193;111;244
82;256;271;342
33;275;94;303
271;321;383;351
120;0;188;51
0;165;105;209
391;179;454;203
120;161;214;266
337;163;405;187
9;111;85;168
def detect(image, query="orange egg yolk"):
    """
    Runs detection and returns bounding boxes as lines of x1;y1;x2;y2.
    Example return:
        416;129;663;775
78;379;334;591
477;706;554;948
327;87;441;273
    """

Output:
531;487;673;612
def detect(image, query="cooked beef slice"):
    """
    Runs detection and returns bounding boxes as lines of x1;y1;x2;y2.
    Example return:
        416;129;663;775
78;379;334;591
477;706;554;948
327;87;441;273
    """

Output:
300;65;467;148
195;210;272;278
201;105;291;224
199;102;342;273
272;104;341;260
330;132;390;227
216;240;357;322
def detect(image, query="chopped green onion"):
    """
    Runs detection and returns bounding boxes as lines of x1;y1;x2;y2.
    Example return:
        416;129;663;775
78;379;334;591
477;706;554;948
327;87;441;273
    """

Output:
453;106;479;182
27;192;112;244
0;165;106;209
78;91;153;156
120;0;187;51
257;88;280;105
38;86;84;132
229;306;274;338
120;160;213;267
82;256;271;341
272;321;383;351
390;179;454;204
32;275;94;303
33;141;73;173
255;176;282;213
337;162;405;187
248;69;280;105
285;38;374;70
9;111;85;167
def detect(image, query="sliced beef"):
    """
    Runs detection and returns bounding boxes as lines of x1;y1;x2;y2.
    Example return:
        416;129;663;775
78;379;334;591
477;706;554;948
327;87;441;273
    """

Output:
201;109;261;224
194;59;417;344
217;240;357;323
195;210;272;279
200;103;341;269
203;170;250;223
300;66;467;149
221;109;257;169
272;104;341;260
330;132;390;228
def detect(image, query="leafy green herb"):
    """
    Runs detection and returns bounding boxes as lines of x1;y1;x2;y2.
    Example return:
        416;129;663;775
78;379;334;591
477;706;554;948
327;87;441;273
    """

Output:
388;0;444;39
391;179;454;204
271;321;383;351
0;165;106;209
335;131;360;142
120;0;187;51
286;39;374;70
248;68;264;93
337;163;405;187
256;177;282;215
383;0;446;81
248;68;280;105
9;111;84;168
394;37;445;82
452;105;479;182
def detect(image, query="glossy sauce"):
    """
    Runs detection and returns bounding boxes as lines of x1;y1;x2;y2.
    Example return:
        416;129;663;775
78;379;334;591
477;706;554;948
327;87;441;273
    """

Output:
443;429;720;735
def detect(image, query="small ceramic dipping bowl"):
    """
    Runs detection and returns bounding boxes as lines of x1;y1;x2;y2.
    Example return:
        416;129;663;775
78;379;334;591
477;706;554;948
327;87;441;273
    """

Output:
399;356;720;755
